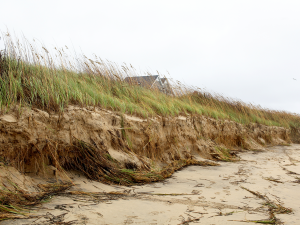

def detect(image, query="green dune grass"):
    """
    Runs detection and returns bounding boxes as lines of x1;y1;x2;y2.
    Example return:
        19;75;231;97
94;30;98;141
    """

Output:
0;32;299;129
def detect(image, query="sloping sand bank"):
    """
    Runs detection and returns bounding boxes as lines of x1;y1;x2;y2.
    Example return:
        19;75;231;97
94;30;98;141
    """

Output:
2;144;300;225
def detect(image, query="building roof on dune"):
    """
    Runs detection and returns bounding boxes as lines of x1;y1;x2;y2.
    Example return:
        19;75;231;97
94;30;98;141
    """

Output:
123;75;159;88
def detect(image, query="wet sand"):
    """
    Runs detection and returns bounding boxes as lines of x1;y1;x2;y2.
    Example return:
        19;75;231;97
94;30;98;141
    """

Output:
3;144;300;225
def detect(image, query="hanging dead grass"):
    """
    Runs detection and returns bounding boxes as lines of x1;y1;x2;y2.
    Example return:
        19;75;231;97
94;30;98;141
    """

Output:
64;140;219;186
0;125;220;186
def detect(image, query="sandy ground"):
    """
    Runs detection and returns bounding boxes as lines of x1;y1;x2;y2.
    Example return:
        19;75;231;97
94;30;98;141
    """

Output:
2;144;300;225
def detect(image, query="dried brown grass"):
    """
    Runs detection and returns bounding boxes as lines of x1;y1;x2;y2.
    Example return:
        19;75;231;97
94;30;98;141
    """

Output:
0;178;72;221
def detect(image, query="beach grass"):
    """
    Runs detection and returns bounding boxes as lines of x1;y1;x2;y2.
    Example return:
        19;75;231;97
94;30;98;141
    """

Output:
0;31;299;129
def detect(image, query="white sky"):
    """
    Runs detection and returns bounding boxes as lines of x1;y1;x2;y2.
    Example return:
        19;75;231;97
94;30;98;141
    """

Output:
1;0;300;113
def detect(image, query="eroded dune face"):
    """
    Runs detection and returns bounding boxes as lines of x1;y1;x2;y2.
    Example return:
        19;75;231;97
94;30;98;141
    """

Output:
0;105;291;177
2;145;300;225
0;106;298;224
290;126;300;144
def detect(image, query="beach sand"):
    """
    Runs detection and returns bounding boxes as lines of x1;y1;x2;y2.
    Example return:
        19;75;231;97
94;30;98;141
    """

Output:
2;144;300;225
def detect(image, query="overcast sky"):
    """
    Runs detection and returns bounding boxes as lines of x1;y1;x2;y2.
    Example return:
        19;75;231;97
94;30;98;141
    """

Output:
1;0;300;113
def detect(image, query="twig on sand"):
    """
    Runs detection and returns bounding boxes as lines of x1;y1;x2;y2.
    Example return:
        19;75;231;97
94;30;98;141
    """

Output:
178;216;203;225
239;186;292;224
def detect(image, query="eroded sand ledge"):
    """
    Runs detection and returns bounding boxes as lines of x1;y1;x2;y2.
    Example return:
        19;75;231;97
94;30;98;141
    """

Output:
0;106;299;224
2;144;300;224
0;105;292;177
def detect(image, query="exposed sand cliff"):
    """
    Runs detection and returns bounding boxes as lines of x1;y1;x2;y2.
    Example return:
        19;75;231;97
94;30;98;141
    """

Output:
0;105;291;182
0;105;298;223
290;126;300;144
